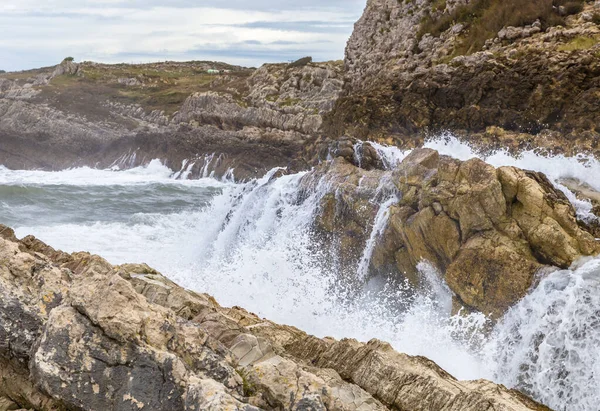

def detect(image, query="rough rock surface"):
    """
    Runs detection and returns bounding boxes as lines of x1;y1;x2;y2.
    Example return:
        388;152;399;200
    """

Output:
0;225;549;410
326;0;600;156
0;60;342;180
310;148;600;316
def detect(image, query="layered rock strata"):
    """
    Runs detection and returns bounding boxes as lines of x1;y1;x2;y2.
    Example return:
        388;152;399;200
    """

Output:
0;225;549;410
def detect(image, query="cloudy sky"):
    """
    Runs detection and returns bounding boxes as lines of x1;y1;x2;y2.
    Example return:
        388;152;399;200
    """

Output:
0;0;366;72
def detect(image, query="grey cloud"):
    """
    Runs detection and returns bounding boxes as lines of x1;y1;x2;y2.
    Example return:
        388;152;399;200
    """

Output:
68;0;365;12
0;1;364;71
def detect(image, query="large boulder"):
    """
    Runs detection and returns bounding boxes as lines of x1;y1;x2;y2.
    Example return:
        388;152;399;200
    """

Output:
387;149;599;316
0;227;547;410
310;148;600;317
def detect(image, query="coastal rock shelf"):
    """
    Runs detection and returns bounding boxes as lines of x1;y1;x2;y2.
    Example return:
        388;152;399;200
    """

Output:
0;225;549;411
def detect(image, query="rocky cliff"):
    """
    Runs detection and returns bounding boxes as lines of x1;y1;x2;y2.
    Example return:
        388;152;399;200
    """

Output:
0;225;550;411
0;59;342;179
4;1;600;173
326;0;600;156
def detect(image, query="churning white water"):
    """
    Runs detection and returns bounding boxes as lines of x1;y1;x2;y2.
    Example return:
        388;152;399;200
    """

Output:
2;136;600;411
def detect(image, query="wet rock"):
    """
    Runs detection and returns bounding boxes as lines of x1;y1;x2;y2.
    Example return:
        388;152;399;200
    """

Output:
558;177;600;237
392;149;599;315
307;149;600;317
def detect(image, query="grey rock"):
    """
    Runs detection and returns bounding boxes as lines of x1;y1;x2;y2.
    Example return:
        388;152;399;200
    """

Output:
0;229;548;410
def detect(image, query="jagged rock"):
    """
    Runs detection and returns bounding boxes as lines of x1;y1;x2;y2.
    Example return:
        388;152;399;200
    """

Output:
0;227;547;410
311;149;600;316
327;0;600;156
393;149;599;315
51;61;79;78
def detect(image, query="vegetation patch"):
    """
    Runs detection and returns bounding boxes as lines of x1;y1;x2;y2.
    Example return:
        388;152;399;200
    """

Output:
418;0;585;55
280;98;301;107
558;35;599;51
235;369;257;397
45;61;252;116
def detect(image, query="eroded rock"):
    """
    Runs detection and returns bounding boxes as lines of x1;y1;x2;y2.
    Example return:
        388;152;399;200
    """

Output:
310;149;600;317
0;228;547;410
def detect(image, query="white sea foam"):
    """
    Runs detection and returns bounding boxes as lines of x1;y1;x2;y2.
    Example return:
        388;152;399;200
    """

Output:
0;160;230;187
485;257;600;411
425;135;600;221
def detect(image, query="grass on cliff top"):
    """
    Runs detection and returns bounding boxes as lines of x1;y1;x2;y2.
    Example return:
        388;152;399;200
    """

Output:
418;0;584;55
0;66;56;81
44;61;253;116
558;35;599;51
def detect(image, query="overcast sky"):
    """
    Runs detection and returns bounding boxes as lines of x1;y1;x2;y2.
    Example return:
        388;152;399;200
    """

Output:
0;0;366;72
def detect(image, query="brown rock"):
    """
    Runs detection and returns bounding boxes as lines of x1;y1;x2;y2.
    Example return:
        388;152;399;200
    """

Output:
446;233;541;315
307;149;600;317
385;149;600;316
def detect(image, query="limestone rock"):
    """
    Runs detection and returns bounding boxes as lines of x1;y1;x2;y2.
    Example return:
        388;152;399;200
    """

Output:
0;227;547;410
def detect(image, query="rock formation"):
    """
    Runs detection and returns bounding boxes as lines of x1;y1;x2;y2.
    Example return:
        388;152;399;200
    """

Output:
326;0;600;156
309;147;600;317
0;225;550;410
4;1;600;172
0;60;342;180
3;2;600;409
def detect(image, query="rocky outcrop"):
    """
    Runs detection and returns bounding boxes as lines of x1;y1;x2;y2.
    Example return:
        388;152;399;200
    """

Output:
311;148;600;317
0;225;548;410
327;0;600;156
173;91;322;135
0;100;309;180
173;62;343;135
0;60;341;179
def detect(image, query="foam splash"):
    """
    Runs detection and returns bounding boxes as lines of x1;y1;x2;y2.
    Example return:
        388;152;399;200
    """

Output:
425;135;600;222
356;196;398;280
0;160;230;188
485;258;600;411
